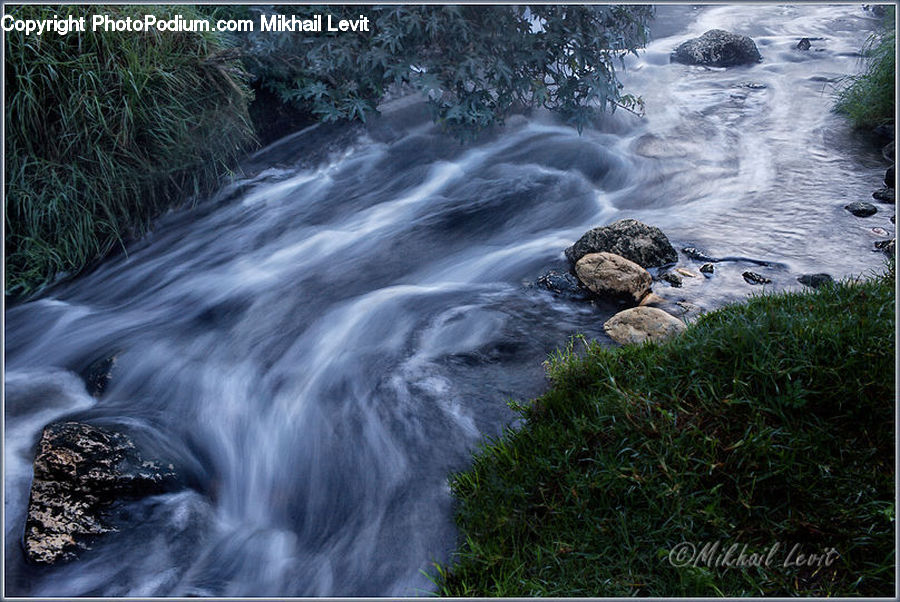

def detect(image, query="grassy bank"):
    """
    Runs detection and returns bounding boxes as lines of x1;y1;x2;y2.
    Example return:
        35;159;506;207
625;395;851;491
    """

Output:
834;6;895;129
436;266;895;596
4;5;255;296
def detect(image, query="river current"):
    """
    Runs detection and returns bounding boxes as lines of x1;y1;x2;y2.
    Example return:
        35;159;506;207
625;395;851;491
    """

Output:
4;4;892;596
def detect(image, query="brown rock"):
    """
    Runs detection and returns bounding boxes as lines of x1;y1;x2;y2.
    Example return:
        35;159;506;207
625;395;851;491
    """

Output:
24;422;177;564
603;307;686;345
574;252;651;304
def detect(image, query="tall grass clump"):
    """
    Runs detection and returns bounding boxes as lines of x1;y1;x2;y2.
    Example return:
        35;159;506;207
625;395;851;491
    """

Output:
5;5;256;296
437;265;895;596
834;7;895;129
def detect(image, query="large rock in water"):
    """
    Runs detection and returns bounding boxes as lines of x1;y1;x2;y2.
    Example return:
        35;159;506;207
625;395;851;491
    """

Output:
24;421;177;564
603;307;686;345
574;252;652;304
565;219;678;268
671;29;762;67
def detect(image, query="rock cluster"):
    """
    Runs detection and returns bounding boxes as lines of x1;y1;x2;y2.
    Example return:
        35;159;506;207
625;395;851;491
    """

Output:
24;421;177;564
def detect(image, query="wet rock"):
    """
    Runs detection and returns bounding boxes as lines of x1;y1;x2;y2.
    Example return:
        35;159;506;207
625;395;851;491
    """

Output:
874;238;896;256
682;247;718;262
80;354;118;398
566;219;678;268
892;214;895;224
886;164;895;188
533;270;592;301
796;38;811;50
659;271;682;288
699;263;715;275
873;187;895;204
24;422;178;565
845;201;878;217
671;29;762;67
872;226;890;237
675;267;698;278
798;273;834;289
603;307;686;345
574;252;651;304
742;271;771;285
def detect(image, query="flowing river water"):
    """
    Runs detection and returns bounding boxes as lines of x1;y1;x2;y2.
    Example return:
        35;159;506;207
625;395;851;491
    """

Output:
4;4;893;597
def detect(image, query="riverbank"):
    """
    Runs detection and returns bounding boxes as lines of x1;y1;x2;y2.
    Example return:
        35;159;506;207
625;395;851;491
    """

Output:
436;261;895;596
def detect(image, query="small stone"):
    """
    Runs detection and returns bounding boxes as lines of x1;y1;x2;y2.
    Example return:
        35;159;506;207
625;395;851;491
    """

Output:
872;227;889;237
682;247;717;262
659;271;682;288
574;252;652;304
699;263;715;275
742;271;771;285
873;187;895;204
886;164;895;189
675;267;697;278
845;201;878;217
796;38;811;50
798;273;833;289
534;270;591;301
874;238;895;256
639;292;667;307
603;307;686;345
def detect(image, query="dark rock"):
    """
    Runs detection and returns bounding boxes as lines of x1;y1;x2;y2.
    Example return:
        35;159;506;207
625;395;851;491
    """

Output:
742;271;771;285
659;271;683;288
699;263;715;276
796;38;811;50
682;247;718;262
533;269;592;301
874;124;895;141
566;219;678;268
24;422;178;565
873;187;895;204
845;201;878;217
798;273;834;289
671;29;762;67
892;214;895;224
886;164;895;189
874;238;896;256
80;354;118;397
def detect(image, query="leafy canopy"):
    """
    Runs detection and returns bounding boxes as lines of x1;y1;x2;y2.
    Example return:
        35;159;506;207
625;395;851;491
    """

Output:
230;5;653;135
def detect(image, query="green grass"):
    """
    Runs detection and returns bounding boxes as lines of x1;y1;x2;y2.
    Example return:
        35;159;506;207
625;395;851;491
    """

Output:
436;265;895;596
5;5;256;296
834;7;895;129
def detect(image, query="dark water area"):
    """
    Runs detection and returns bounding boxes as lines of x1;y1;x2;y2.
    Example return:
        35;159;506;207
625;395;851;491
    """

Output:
4;4;893;597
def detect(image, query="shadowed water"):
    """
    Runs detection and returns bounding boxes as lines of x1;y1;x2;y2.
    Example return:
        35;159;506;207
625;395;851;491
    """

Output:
4;4;891;596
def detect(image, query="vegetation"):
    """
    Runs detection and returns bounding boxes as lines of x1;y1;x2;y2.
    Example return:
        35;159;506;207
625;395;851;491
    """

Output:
834;6;895;129
436;265;895;596
5;4;255;296
6;5;651;295
227;5;652;137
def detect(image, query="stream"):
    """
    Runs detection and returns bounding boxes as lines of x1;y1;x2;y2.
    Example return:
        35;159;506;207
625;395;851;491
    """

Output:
4;4;892;597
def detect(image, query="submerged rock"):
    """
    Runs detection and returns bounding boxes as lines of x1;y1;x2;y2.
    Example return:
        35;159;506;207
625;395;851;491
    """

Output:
873;187;895;204
80;354;118;398
796;38;811;50
699;263;715;275
574;252;651;304
886;165;895;189
845;201;878;217
742;271;771;285
659;271;683;288
874;238;896;256
533;270;592;301
798;273;834;289
603;307;686;345
565;219;678;268
671;29;762;67
24;422;178;565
